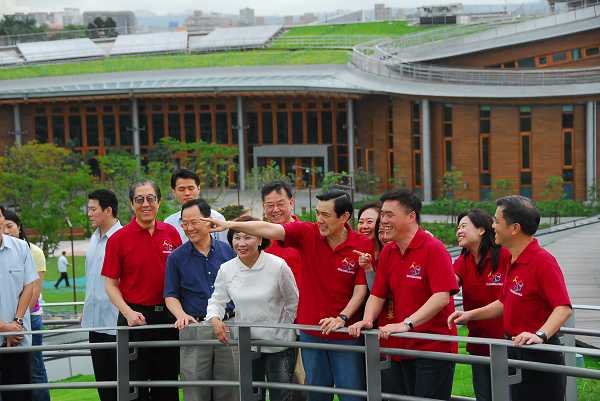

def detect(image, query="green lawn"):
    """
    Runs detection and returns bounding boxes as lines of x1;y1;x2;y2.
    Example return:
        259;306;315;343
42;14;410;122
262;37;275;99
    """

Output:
281;21;427;37
42;255;87;313
0;50;349;81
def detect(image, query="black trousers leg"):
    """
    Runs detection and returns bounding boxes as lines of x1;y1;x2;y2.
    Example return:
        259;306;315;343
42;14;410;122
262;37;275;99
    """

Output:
89;331;118;401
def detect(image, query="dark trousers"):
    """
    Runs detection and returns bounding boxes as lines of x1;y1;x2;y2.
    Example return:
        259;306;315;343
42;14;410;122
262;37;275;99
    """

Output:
30;314;49;401
0;351;32;401
381;359;455;400
508;336;565;401
118;304;179;401
54;272;70;288
471;364;492;401
89;331;117;401
252;348;297;401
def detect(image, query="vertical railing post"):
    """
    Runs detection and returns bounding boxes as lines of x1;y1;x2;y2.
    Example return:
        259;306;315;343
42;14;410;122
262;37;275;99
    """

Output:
564;312;578;401
364;331;382;401
490;344;511;401
116;327;131;401
238;325;257;401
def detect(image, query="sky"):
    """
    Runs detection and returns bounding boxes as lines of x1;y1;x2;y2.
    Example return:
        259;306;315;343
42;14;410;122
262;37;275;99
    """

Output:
12;0;541;15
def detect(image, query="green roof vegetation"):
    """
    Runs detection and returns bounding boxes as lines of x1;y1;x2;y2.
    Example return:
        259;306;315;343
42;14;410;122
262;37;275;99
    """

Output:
281;20;427;36
0;49;349;81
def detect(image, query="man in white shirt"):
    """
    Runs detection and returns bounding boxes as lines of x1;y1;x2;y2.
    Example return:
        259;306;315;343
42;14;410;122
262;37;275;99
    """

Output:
82;189;122;401
54;250;70;288
164;169;228;244
0;205;37;401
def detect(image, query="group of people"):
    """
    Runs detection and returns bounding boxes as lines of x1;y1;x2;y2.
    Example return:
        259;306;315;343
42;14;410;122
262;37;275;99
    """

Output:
0;167;573;401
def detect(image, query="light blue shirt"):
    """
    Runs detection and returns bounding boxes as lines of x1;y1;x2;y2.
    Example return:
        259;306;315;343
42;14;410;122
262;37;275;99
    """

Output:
165;208;229;245
0;234;38;347
81;221;122;335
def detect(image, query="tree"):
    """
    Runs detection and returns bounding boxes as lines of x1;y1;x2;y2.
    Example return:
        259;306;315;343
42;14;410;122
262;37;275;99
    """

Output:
492;178;514;199
87;17;118;39
246;161;290;191
0;143;92;255
542;175;565;225
440;169;463;224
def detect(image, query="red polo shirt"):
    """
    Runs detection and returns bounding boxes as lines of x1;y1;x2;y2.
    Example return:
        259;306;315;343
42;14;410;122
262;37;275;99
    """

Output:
102;218;182;306
265;216;303;287
281;220;372;339
454;247;511;355
500;239;571;337
371;229;458;356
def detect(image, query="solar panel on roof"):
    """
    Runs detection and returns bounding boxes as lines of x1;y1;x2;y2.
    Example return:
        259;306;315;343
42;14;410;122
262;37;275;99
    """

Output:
17;38;105;63
110;31;188;55
0;49;23;66
189;25;282;52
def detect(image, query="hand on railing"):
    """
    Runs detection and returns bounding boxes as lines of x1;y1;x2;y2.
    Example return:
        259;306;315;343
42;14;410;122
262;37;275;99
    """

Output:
124;309;147;327
348;319;373;337
1;320;25;346
512;331;544;346
174;314;198;330
319;316;345;335
210;317;231;344
447;310;471;328
379;322;410;340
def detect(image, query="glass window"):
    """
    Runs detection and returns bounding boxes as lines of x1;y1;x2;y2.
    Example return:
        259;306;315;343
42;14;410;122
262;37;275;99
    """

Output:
481;136;490;171
119;114;132;146
231;112;238;144
538;56;547;65
168;113;180;140
521;135;530;169
480;172;491;186
151;114;164;144
262;112;273;144
247;112;258;145
292;111;303;144
103;115;116;147
519;108;531;132
503;61;516;68
52;116;65;147
562;111;574;129
414;152;422;186
572;48;581;61
445;140;452;171
34;116;48;143
86;115;99;147
443;104;452;122
69;115;82;147
215;112;228;144
413;135;421;150
184;113;196;143
564;132;573;166
307;111;318;144
552;52;567;63
322;111;333;144
480;119;490;134
520;171;532;185
336;112;348;144
277;112;288;144
517;57;535;68
585;47;599;57
138;114;148;146
200;113;212;143
562;169;574;182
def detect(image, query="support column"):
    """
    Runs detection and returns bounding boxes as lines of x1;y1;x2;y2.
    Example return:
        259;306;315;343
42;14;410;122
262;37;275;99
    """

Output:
237;96;246;191
422;99;433;202
132;98;141;163
347;98;355;185
13;104;22;147
586;100;597;201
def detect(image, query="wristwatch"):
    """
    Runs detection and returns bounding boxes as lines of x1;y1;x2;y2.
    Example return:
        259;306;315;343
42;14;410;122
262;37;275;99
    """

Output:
403;318;414;331
338;314;349;325
14;317;24;326
535;330;548;343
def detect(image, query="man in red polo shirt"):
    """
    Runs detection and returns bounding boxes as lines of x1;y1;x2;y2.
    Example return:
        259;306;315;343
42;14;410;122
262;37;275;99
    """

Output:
204;188;372;401
102;180;182;401
448;195;572;401
349;189;458;400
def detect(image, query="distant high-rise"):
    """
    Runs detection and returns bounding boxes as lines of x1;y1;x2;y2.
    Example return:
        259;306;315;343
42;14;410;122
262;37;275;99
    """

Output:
299;12;318;24
239;7;255;26
374;3;392;20
283;15;294;25
83;11;136;34
185;10;234;32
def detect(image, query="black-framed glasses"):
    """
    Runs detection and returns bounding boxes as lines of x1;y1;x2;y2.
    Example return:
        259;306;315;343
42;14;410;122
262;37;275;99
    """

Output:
133;195;158;205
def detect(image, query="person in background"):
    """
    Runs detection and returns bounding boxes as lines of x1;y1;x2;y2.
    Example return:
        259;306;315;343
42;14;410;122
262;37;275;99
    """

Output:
54;250;70;288
207;215;299;401
453;209;511;401
2;209;49;401
82;189;122;401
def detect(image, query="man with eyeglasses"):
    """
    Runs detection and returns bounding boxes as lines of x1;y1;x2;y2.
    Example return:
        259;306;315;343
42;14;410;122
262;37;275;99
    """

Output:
102;180;182;401
165;169;228;245
164;198;238;401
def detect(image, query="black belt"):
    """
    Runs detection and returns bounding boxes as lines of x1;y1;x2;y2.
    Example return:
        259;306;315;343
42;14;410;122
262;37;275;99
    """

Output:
128;303;168;313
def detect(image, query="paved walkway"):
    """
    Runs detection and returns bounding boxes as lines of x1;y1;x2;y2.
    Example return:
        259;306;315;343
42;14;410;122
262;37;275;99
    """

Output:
542;222;600;347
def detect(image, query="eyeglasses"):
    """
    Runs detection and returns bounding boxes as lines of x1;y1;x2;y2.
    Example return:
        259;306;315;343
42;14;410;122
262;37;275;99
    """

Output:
180;219;206;229
263;201;289;212
133;195;158;205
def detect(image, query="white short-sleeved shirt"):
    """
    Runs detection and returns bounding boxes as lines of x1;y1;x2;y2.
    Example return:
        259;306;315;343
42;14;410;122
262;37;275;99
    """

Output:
165;208;229;245
82;221;122;335
0;234;38;347
58;255;68;273
206;251;298;353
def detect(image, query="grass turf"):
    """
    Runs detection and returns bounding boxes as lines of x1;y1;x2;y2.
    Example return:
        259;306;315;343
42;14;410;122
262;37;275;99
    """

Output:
281;21;427;37
0;50;349;81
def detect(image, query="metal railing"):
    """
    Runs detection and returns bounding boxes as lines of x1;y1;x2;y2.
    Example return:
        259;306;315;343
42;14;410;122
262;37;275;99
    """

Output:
2;314;600;401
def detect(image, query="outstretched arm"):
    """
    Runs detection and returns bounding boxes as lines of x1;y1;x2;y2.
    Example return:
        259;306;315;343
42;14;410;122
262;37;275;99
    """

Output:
201;218;285;241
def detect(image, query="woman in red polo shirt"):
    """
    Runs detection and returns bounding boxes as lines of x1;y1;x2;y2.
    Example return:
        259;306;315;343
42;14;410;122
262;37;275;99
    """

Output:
454;209;511;401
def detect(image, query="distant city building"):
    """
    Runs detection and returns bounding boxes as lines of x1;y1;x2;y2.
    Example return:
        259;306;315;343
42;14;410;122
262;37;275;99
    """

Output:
83;11;137;34
62;8;83;26
374;3;392;20
185;10;234;32
240;7;256;26
255;16;266;25
283;15;294;25
418;3;464;24
299;12;318;24
326;10;365;23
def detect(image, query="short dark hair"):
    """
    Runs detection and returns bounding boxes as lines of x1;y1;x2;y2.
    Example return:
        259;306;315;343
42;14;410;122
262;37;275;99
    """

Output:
315;188;353;218
261;180;293;201
358;202;381;220
129;180;161;203
379;189;422;224
181;198;211;219
2;208;28;242
0;205;5;218
62;251;67;255
496;195;540;236
227;215;271;250
171;169;200;190
88;189;118;218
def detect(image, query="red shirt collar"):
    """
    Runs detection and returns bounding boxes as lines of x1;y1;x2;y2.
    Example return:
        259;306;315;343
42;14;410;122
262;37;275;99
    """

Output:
129;216;165;232
318;223;362;248
512;238;540;265
389;229;428;253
